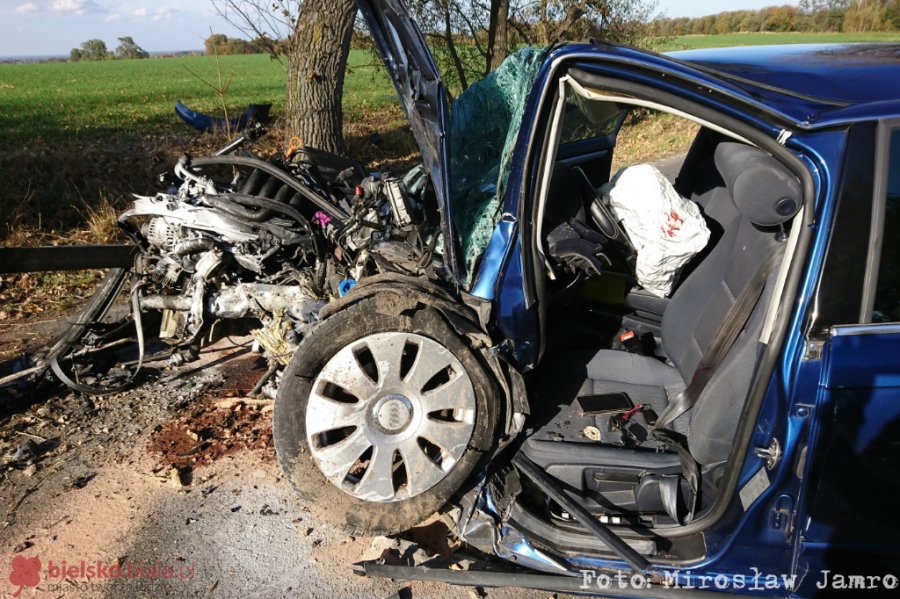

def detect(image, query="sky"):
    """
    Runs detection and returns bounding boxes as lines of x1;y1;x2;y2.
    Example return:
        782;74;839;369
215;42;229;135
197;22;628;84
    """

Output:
1;0;800;58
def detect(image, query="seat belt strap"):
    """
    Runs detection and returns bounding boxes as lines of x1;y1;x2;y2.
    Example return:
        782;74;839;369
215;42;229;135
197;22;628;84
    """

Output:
653;428;699;524
659;475;681;524
654;245;784;430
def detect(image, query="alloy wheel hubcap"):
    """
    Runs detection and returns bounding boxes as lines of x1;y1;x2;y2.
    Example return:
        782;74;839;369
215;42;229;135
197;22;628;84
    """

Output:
306;332;476;502
374;395;414;433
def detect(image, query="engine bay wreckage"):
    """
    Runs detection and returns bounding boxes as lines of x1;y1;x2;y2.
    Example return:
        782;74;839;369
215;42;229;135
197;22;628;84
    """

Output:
12;142;450;396
7;0;900;595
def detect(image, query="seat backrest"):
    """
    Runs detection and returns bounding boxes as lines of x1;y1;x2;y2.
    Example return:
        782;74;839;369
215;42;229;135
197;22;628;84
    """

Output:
668;154;736;287
660;142;801;464
674;127;726;198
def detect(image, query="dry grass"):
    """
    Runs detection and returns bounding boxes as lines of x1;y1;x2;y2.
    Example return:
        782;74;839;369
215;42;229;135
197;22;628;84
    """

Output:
613;110;700;172
73;195;123;244
0;196;113;322
1;135;182;243
343;103;419;171
2;189;126;324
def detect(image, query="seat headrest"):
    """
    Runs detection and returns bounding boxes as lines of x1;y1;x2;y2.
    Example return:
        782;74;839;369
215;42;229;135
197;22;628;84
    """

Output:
714;142;801;227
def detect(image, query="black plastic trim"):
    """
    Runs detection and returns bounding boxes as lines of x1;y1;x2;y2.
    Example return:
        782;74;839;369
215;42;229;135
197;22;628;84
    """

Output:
807;122;877;337
861;119;900;322
0;245;135;274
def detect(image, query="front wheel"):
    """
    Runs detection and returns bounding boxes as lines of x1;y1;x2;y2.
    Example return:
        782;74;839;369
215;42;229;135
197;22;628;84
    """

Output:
274;298;498;536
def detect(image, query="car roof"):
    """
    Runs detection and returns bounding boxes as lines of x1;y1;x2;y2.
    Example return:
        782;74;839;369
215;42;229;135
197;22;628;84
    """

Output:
668;43;900;109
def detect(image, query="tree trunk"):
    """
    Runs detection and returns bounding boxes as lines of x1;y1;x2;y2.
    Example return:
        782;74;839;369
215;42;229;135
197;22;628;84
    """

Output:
487;0;510;72
285;0;356;155
441;0;469;90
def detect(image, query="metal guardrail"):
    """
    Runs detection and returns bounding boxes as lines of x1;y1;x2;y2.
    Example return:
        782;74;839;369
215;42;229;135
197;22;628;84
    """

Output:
0;245;135;274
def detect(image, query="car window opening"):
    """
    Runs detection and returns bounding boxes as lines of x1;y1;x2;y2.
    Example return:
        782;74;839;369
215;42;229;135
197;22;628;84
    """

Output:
519;72;804;534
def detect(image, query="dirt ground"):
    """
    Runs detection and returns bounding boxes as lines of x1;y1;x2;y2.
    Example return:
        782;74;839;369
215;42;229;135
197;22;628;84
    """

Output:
0;154;692;599
0;331;585;599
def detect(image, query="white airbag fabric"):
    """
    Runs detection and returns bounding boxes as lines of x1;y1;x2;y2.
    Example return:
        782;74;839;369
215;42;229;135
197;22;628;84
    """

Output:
599;164;710;298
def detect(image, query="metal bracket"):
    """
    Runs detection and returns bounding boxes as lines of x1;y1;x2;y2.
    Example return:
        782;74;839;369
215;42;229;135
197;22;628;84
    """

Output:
489;338;515;356
803;339;824;360
754;437;782;470
777;129;793;146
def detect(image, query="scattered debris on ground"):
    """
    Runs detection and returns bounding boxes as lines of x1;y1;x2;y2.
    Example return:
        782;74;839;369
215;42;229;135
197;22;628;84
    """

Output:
149;355;275;471
0;333;577;599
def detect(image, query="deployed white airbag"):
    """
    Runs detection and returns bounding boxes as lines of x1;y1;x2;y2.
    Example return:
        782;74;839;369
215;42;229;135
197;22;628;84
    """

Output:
599;164;710;298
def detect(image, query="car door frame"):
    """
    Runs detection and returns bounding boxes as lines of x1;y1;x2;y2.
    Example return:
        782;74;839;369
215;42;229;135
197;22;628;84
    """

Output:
794;117;900;586
495;48;823;548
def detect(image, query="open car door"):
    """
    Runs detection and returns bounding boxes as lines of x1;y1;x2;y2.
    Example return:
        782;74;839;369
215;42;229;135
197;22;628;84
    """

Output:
796;121;900;593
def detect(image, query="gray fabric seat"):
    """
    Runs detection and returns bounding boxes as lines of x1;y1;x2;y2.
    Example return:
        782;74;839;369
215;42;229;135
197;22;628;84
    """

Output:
531;348;687;444
545;142;801;466
582;350;689;443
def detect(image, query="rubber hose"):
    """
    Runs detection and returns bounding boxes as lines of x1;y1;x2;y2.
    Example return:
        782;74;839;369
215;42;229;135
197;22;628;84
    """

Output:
191;155;349;222
226;194;313;230
226;193;323;261
202;195;271;222
240;168;266;196
258;176;280;199
274;185;291;204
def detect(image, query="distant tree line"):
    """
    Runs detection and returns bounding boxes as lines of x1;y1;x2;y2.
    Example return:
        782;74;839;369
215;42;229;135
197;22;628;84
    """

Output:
650;0;900;36
69;37;150;61
203;33;288;55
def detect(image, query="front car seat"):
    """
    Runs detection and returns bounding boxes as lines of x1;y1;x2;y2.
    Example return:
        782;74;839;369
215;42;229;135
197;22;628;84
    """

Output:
525;142;802;517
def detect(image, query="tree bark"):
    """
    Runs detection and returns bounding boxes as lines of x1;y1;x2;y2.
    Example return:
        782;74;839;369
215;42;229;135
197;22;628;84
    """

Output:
487;0;510;72
285;0;356;155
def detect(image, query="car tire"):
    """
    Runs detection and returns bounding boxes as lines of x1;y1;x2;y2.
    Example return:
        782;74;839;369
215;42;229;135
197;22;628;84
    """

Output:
274;297;498;536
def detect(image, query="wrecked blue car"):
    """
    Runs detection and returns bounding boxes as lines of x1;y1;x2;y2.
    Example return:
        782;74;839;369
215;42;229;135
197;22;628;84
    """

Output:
273;1;900;596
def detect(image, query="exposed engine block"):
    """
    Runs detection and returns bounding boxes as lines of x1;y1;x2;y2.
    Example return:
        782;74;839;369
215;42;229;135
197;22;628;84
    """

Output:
116;149;437;385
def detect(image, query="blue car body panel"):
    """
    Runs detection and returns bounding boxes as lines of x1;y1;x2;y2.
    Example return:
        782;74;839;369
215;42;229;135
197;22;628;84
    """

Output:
462;43;900;594
356;3;900;594
668;44;900;109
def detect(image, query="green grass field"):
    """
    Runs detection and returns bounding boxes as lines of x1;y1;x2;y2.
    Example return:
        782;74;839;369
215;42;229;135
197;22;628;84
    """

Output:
0;50;397;142
1;30;897;319
655;31;900;52
3;33;899;142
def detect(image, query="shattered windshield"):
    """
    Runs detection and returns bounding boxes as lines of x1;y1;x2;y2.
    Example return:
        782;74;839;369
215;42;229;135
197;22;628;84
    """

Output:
449;47;545;286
